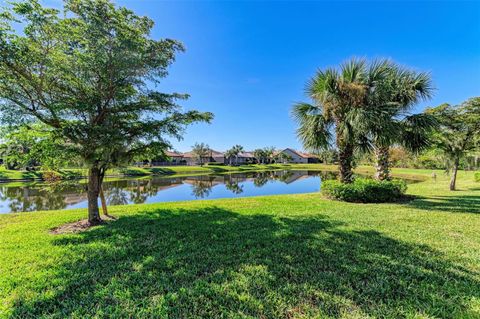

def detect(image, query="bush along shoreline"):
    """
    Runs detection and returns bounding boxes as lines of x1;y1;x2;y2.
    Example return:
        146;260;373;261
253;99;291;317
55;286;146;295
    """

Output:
321;178;408;203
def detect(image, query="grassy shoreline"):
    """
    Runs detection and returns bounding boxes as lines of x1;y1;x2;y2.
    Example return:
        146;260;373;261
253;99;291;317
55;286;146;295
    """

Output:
0;168;479;318
0;163;448;184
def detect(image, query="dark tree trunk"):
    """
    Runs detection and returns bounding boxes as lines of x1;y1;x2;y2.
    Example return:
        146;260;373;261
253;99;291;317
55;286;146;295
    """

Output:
87;166;102;225
450;157;459;191
99;184;108;216
374;146;391;181
338;140;354;184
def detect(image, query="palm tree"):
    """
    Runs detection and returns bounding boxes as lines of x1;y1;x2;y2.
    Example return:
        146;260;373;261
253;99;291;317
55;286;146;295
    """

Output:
225;148;236;166
232;145;244;165
356;64;434;180
253;149;266;164
191;142;210;166
225;145;244;166
292;58;391;183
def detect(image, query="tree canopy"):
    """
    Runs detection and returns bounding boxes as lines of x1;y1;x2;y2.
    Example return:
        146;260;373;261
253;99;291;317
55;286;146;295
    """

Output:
426;97;480;190
0;0;213;224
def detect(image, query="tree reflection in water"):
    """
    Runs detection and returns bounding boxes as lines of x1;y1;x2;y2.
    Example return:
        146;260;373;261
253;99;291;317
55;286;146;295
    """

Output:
0;170;336;213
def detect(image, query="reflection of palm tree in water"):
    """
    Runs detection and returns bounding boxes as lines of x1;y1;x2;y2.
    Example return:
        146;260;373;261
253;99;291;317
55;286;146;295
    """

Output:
190;179;214;198
105;187;130;206
252;172;270;187
224;175;244;195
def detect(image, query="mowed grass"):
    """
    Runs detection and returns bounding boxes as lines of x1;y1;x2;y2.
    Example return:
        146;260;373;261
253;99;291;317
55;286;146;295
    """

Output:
0;169;479;318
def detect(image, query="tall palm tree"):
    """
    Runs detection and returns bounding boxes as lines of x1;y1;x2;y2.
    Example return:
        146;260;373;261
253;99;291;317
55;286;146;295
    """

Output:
232;145;244;165
292;59;390;183
225;145;244;165
356;64;434;180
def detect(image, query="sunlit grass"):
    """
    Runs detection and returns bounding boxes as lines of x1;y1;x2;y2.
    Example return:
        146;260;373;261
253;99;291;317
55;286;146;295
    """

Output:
0;168;479;318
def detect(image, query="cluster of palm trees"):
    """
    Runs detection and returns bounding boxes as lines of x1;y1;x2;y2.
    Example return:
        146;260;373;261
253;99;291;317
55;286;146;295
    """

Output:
292;58;435;183
225;145;245;165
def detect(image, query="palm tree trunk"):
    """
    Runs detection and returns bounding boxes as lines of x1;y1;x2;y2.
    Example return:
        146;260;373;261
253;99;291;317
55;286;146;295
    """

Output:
450;157;459;191
374;146;391;181
337;138;354;184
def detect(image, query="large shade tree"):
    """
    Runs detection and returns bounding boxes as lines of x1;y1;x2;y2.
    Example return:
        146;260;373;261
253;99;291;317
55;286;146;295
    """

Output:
0;0;213;224
426;98;480;190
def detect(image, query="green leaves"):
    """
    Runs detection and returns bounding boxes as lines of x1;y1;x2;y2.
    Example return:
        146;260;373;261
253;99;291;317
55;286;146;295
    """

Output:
0;0;213;171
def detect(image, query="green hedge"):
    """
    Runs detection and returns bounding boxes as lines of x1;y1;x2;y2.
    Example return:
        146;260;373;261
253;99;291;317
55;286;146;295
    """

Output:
475;172;480;182
321;178;407;203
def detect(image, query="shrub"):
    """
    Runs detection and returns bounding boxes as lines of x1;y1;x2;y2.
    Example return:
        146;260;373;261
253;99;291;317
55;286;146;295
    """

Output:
321;178;407;203
475;172;480;182
119;167;150;176
42;171;62;182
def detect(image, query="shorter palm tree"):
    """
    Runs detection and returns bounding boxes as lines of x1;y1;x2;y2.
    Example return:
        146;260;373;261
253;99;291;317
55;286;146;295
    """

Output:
225;145;244;165
191;143;210;166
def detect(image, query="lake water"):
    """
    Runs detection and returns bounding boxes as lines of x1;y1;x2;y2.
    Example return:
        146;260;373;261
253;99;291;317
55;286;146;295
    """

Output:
0;170;339;213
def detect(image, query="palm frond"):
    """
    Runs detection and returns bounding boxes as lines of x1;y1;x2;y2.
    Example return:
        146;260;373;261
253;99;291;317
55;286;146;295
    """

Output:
291;102;333;151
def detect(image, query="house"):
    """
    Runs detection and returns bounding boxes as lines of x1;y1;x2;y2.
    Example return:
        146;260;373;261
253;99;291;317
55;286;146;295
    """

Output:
164;151;184;164
279;148;320;164
227;151;256;165
183;149;225;165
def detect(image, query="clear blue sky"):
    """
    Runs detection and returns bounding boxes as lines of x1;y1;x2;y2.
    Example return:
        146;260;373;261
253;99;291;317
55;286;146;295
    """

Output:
56;1;480;152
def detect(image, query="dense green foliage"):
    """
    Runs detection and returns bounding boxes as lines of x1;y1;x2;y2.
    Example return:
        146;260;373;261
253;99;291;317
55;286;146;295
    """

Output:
475;172;480;182
0;169;479;318
0;124;76;170
292;59;433;183
0;0;212;223
322;178;407;203
426;97;480;190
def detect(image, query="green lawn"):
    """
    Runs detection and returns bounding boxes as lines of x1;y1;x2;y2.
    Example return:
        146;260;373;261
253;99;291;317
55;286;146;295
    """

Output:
0;169;479;318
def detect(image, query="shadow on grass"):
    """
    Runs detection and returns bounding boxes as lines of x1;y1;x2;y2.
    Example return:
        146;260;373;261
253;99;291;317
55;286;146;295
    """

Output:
406;194;480;214
11;207;480;318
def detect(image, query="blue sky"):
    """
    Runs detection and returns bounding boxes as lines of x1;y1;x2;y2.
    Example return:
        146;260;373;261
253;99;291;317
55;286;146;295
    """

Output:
52;1;480;152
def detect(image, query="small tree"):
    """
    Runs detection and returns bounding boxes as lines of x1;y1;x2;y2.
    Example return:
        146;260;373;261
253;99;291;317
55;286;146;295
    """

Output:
253;149;266;164
274;152;292;164
0;0;213;224
426;98;480;190
191;143;211;166
225;148;235;166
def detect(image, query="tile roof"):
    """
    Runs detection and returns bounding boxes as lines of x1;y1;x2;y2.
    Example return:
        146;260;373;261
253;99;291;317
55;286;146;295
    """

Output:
283;148;318;158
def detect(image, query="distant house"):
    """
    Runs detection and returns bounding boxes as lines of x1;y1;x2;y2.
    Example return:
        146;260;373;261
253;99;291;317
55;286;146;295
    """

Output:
279;148;320;164
165;151;184;164
183;149;225;165
233;151;256;164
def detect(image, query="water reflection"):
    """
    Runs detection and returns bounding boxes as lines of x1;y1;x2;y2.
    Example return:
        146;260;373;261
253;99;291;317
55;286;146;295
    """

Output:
0;170;339;213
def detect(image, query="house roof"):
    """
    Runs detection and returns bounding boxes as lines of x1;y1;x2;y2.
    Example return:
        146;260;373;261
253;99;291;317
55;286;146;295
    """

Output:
165;150;183;157
183;149;224;158
283;148;318;159
238;151;255;158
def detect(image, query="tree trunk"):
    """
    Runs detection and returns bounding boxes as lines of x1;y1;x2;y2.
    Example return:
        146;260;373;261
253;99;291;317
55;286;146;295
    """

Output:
87;166;102;225
99;185;108;216
449;158;459;191
337;131;354;183
374;146;391;181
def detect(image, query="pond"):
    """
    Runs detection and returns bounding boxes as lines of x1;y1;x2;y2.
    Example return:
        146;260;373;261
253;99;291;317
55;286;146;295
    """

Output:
0;170;340;213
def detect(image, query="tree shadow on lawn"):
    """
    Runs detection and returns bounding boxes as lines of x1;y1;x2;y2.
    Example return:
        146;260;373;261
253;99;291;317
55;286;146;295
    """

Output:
405;194;480;214
11;207;480;318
